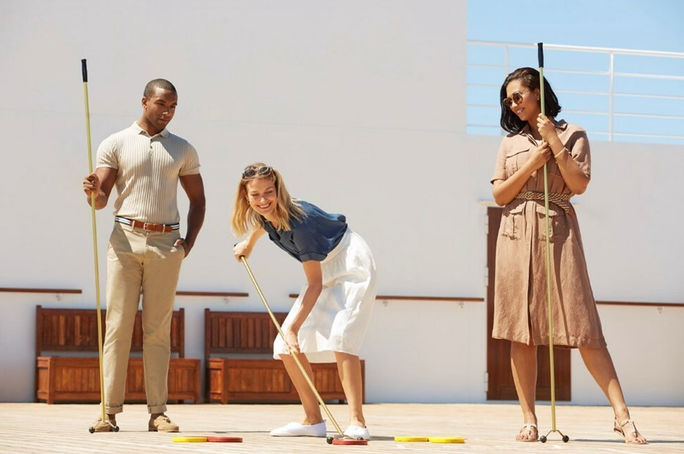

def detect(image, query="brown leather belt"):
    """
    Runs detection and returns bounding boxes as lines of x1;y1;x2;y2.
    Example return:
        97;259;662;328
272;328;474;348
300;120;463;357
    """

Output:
115;216;179;232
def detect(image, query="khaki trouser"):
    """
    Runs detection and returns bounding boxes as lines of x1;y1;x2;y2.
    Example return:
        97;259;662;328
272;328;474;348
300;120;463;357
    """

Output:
102;222;184;415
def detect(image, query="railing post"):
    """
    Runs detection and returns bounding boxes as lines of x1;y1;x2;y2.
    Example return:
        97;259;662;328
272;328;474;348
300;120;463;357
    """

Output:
608;53;615;141
504;45;510;76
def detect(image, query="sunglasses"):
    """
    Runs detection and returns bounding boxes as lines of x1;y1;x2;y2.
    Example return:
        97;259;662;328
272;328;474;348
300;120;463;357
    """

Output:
242;165;274;179
503;90;530;109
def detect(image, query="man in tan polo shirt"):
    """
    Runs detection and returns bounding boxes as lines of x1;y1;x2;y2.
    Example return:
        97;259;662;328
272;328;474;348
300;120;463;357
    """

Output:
83;79;205;432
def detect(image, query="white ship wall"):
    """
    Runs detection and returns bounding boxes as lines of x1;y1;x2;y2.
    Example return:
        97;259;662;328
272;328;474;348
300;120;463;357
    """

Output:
1;0;682;405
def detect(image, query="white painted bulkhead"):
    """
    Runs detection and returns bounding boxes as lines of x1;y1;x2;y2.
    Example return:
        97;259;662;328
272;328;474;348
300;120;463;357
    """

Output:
1;0;682;406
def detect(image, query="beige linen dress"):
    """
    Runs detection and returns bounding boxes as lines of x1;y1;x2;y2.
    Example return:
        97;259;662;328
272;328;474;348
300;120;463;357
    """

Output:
491;120;606;348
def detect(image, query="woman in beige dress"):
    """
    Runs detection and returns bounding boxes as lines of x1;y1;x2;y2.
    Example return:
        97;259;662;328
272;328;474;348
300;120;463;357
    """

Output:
491;67;646;444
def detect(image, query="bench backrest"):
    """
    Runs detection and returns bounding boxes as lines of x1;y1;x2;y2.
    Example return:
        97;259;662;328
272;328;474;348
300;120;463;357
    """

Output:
204;309;287;358
35;305;185;357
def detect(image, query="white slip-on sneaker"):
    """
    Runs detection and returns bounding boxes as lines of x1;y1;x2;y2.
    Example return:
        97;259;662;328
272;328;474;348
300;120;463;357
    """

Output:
343;425;370;440
270;421;327;437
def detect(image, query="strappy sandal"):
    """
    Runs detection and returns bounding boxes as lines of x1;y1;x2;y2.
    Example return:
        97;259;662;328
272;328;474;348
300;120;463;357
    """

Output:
614;419;647;444
515;423;538;442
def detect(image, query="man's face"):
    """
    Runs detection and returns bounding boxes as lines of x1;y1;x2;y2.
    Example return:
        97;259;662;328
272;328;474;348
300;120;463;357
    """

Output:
142;87;177;132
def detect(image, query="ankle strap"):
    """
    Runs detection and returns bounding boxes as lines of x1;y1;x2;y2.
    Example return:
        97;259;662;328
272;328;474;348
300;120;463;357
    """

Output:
616;419;634;427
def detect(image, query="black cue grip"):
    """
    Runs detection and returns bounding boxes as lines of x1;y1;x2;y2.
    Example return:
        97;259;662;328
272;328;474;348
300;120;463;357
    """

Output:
81;59;88;82
537;43;544;68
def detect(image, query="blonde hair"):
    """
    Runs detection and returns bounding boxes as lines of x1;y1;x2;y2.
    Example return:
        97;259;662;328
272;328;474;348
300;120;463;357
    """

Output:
231;162;305;236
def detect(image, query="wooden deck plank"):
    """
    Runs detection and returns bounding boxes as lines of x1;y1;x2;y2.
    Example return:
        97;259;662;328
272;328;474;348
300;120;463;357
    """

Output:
0;403;681;453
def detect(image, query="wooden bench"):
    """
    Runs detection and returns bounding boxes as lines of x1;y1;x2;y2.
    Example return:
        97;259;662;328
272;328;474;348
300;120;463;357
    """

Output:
205;309;364;403
36;305;201;404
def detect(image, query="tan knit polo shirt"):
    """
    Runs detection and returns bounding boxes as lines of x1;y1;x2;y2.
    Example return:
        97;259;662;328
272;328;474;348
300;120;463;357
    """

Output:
96;122;200;224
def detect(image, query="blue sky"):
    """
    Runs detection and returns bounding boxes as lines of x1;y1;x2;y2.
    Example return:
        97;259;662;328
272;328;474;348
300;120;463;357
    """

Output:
466;0;684;143
468;0;684;52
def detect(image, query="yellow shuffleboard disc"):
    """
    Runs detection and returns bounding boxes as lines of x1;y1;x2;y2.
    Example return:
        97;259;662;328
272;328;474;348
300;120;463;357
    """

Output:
428;436;465;443
394;436;429;442
172;436;208;443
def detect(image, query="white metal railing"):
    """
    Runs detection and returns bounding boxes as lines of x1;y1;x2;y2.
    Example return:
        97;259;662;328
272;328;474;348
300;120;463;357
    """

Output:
467;40;684;144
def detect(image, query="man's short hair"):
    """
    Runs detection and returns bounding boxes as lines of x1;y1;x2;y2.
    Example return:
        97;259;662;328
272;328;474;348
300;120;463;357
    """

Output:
143;79;177;98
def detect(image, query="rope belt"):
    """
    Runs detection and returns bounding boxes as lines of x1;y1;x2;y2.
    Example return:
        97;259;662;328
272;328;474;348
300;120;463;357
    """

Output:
515;191;573;215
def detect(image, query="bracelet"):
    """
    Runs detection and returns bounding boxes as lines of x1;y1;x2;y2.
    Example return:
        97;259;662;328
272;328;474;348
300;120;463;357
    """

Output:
554;147;568;159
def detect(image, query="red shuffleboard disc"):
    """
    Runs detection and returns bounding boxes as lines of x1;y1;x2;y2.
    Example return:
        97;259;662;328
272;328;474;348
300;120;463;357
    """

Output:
206;436;243;443
332;438;368;446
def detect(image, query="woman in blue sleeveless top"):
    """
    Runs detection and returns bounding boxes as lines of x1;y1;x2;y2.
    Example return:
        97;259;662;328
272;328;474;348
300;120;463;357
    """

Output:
232;163;377;440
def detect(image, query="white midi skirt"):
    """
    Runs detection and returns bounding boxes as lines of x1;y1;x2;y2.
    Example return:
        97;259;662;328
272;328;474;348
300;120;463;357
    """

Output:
274;230;377;363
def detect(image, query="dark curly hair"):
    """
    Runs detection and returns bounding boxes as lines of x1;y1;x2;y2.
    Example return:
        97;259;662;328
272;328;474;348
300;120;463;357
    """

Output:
499;67;561;134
